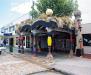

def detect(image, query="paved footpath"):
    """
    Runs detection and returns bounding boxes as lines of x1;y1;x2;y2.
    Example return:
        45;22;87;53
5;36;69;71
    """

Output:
0;50;91;75
0;53;62;75
0;54;47;75
53;56;91;75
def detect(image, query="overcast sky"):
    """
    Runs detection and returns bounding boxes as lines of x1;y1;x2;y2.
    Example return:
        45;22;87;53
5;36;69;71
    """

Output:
78;0;91;24
0;0;91;28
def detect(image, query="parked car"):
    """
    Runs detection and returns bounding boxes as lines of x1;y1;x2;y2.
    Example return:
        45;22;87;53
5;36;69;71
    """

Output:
0;45;6;55
88;40;91;46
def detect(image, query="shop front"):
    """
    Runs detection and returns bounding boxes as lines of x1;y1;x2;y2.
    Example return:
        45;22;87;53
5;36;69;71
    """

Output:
17;20;76;56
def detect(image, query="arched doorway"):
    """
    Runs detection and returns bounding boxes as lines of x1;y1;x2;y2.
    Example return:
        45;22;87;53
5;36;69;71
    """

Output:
31;20;58;52
52;31;71;52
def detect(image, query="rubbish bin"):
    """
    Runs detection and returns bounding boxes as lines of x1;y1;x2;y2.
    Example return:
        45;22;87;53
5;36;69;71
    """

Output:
76;49;81;57
0;50;1;55
9;45;13;52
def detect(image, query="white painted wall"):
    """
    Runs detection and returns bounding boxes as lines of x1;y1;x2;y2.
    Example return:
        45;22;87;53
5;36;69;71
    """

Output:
82;23;91;34
84;46;91;54
82;23;91;54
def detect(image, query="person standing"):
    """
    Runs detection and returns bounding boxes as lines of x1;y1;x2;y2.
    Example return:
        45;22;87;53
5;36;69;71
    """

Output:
3;39;6;46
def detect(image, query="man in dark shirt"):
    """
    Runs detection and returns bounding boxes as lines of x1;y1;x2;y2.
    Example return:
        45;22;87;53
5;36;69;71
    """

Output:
3;40;6;46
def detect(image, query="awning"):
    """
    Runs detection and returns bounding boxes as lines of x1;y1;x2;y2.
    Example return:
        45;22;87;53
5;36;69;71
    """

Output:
17;36;25;40
31;20;58;30
4;33;12;36
20;24;31;32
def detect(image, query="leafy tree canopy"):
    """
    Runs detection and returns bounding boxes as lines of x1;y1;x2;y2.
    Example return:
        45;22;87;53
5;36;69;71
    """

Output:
30;8;39;19
36;0;78;16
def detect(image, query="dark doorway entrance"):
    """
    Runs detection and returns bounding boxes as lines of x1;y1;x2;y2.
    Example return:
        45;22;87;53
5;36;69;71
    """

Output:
9;38;14;52
26;36;31;48
36;33;48;51
52;31;71;52
9;38;14;46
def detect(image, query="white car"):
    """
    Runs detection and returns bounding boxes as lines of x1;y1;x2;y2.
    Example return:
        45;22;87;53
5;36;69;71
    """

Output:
88;40;91;43
0;45;6;54
88;40;91;46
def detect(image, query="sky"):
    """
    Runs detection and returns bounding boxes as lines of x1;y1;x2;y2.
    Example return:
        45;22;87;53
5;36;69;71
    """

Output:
0;0;91;28
78;0;91;24
0;0;35;27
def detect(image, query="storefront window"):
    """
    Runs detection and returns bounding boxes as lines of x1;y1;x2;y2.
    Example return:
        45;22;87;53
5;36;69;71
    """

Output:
26;36;31;48
16;36;25;46
83;34;91;46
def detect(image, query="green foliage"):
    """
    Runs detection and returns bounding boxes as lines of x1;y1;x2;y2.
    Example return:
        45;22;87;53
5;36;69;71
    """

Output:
30;8;39;19
36;0;78;16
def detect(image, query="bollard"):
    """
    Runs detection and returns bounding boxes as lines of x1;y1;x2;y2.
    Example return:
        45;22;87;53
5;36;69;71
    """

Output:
21;47;24;54
46;36;53;63
18;45;21;53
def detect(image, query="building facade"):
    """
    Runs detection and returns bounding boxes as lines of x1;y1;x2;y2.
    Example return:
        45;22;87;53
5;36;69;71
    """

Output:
0;24;16;46
0;23;32;48
82;23;91;54
0;13;31;48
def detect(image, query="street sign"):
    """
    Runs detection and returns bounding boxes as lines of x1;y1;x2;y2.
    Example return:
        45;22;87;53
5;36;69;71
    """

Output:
4;33;12;36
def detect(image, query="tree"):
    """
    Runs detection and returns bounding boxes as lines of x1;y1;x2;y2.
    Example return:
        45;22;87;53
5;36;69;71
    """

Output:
36;0;78;16
30;8;39;19
29;1;39;20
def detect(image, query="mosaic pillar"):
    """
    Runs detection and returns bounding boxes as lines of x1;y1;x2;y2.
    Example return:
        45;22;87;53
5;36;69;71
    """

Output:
74;10;84;57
